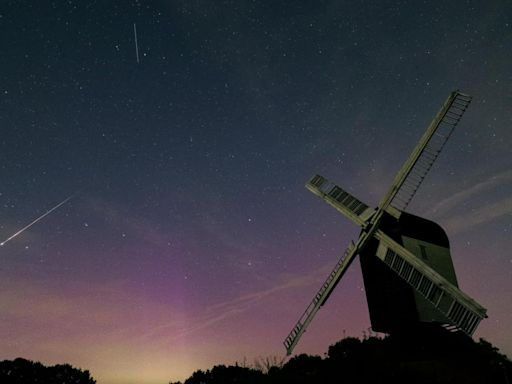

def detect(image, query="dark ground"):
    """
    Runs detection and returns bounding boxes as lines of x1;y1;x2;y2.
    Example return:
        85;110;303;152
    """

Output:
1;326;510;384
179;327;512;384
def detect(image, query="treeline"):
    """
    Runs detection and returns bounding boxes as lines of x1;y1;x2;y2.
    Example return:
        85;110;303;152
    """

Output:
172;328;512;384
1;327;510;384
0;358;95;384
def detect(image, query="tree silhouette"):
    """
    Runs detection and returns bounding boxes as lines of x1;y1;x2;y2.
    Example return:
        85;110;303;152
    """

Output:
270;354;326;384
184;364;264;384
0;358;96;384
172;328;512;384
253;355;285;374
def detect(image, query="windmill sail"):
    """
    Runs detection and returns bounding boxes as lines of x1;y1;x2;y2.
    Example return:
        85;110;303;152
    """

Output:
283;241;358;355
374;230;486;335
378;91;472;213
306;175;375;225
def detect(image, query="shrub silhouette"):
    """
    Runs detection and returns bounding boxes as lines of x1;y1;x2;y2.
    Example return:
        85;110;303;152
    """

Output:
0;358;96;384
176;328;512;384
183;364;265;384
3;330;510;384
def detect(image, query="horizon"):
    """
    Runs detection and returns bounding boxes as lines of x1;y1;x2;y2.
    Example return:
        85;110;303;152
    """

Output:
3;331;510;384
0;1;511;383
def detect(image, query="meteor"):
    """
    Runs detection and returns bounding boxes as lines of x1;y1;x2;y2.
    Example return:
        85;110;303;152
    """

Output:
133;23;140;64
0;194;75;246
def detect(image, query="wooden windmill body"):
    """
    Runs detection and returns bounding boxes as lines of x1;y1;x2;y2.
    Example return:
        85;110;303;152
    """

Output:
284;91;487;355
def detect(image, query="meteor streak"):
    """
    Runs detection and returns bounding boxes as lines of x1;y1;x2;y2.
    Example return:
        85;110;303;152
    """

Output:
133;23;140;64
0;194;75;246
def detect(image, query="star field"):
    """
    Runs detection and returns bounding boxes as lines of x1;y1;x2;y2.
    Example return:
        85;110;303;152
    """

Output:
0;1;511;383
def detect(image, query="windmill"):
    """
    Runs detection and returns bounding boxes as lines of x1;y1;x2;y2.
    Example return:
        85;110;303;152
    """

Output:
283;90;487;356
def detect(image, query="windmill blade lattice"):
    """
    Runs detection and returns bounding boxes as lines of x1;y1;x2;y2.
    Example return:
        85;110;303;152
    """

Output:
306;175;376;226
283;241;358;355
374;230;487;335
379;91;472;212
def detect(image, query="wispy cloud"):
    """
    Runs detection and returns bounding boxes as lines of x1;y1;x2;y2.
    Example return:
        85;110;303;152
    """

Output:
423;169;512;234
425;169;512;217
85;197;167;246
141;262;334;341
441;196;512;234
0;263;332;347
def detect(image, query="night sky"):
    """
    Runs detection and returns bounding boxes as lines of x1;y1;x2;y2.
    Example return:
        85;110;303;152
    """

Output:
0;1;511;383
